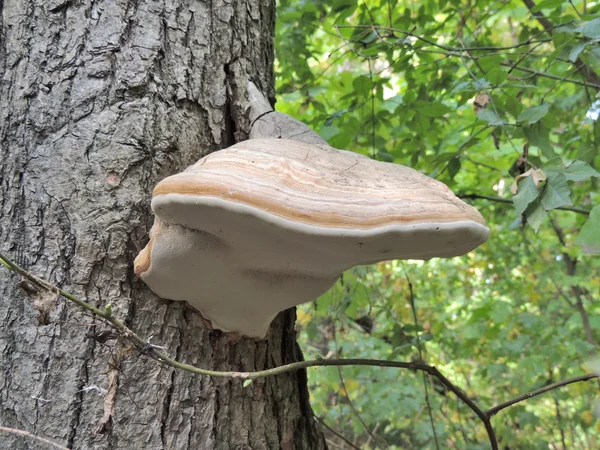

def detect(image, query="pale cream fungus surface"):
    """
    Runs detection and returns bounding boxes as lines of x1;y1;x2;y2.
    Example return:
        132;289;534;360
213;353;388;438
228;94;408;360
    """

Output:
135;138;489;338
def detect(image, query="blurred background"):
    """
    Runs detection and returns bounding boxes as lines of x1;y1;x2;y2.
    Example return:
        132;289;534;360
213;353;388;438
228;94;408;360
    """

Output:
274;1;600;448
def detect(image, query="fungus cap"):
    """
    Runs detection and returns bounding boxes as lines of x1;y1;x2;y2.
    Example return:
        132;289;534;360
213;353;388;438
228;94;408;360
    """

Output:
135;138;489;338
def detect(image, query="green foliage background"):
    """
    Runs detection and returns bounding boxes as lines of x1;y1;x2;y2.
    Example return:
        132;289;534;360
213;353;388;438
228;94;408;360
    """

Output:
275;0;600;448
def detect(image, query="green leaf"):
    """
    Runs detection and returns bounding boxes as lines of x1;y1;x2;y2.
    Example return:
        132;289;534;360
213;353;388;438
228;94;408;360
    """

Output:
543;156;564;169
299;3;318;13
243;379;253;388
451;80;473;94
517;103;550;125
477;109;506;126
318;125;339;142
562;160;600;181
531;0;565;11
331;0;357;13
415;111;430;133
576;18;600;39
541;172;572;210
478;55;504;72
544;158;600;182
486;67;508;86
554;23;578;34
435;152;457;164
574;206;600;254
524;198;548;232
413;101;452;118
448;157;461;180
513;175;539;215
524;125;556;158
504;95;522;118
577;142;598;163
568;42;588;62
352;75;371;97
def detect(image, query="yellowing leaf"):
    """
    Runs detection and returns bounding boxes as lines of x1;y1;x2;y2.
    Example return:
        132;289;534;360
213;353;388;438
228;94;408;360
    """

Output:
581;410;593;425
297;310;313;326
340;379;359;396
510;168;547;194
473;93;491;113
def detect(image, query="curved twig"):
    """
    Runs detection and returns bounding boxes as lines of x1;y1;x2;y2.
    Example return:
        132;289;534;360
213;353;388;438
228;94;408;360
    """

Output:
2;251;598;450
458;193;591;215
0;250;497;448
316;416;362;450
486;374;598;417
0;426;69;450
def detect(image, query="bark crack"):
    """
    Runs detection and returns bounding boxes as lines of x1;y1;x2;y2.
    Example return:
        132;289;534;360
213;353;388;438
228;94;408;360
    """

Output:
159;308;183;448
212;381;221;447
67;333;95;448
222;63;237;148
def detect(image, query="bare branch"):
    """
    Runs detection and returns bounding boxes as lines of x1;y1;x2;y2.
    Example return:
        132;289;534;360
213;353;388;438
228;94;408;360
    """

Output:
522;0;600;87
335;24;551;53
3;251;599;449
332;23;600;90
403;267;440;450
336;365;387;449
0;250;499;450
316;417;362;450
501;63;600;90
486;374;598;417
458;193;591;216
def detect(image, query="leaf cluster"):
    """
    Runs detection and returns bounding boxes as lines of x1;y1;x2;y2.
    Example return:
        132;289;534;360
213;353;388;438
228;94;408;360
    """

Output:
276;0;600;448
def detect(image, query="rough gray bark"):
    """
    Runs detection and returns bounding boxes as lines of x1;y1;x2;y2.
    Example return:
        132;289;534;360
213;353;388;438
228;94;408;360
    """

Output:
0;1;327;449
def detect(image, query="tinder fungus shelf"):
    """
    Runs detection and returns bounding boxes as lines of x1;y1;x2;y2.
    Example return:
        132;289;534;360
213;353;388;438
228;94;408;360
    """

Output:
134;138;489;338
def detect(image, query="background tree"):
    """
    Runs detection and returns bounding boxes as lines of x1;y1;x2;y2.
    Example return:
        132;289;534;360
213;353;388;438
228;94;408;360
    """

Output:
0;1;326;448
276;0;600;448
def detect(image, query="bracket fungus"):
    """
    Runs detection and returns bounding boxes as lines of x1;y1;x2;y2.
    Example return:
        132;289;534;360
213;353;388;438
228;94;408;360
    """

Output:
135;138;489;338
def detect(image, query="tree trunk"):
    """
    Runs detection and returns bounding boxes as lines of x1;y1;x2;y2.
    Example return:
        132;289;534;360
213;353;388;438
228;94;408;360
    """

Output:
0;1;327;449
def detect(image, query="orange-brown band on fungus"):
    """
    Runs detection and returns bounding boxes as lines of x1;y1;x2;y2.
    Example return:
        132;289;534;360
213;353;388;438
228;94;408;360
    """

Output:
134;221;161;276
153;176;487;229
